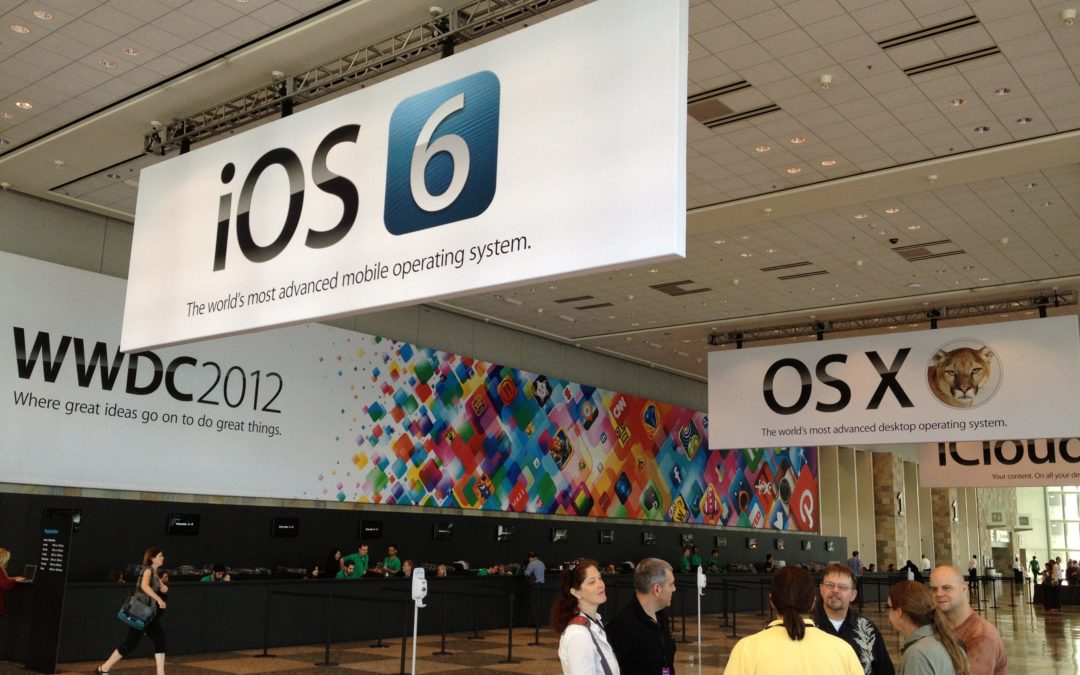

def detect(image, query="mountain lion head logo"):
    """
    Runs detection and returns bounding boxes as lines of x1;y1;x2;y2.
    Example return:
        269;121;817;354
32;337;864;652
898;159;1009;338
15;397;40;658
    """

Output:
927;342;999;408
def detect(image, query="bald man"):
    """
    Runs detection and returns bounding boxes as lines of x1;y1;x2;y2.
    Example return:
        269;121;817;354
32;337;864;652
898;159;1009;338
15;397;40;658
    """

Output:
929;566;1007;675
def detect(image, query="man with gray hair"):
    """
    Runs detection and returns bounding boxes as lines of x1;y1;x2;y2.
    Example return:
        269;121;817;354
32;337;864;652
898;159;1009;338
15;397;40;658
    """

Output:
606;558;677;675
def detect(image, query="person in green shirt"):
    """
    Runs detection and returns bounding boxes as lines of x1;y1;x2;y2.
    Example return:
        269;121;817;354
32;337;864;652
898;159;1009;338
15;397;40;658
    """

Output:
690;546;703;569
200;564;230;582
383;545;402;576
1030;556;1040;578
679;547;692;574
335;560;357;579
706;549;723;574
342;543;369;578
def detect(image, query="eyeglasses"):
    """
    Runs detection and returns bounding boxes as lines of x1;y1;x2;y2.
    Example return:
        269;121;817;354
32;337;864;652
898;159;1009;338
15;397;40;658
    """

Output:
822;582;853;592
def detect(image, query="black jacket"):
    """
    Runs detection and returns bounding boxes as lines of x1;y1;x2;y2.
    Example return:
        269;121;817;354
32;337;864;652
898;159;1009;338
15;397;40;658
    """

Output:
814;605;894;675
606;596;676;675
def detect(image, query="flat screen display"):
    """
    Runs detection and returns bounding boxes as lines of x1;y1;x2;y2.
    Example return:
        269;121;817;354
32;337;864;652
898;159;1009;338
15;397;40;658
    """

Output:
166;513;200;535
271;516;299;537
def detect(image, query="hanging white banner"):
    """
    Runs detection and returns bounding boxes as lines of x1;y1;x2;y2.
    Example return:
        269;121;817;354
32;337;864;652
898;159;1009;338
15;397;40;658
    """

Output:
708;317;1080;448
122;0;688;352
918;438;1080;487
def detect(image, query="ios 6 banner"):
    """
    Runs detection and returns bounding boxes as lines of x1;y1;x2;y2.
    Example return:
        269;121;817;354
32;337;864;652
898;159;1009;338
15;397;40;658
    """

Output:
123;0;688;352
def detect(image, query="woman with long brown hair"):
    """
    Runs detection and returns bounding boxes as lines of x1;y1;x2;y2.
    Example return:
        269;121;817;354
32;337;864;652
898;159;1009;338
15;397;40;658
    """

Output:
887;581;970;675
97;546;169;675
724;566;862;674
550;559;619;675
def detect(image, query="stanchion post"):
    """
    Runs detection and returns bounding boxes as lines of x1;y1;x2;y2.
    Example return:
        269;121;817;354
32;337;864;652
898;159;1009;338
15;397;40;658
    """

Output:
315;592;339;667
468;591;483;639
255;588;277;659
730;587;737;639
372;591;389;648
432;583;452;656
720;578;728;627
398;594;410;675
678;586;688;644
530;584;542;646
499;592;518;664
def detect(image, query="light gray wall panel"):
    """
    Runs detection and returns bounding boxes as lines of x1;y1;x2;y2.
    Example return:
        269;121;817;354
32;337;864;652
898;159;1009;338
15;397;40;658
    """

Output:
0;190;107;272
101;219;132;278
416;306;475;357
472;321;523;369
353;306;421;345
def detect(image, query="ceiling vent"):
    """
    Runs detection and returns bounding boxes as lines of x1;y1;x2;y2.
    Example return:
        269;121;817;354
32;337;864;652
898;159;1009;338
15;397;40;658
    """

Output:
687;80;780;128
650;280;711;296
760;261;828;281
903;46;1002;77
554;295;594;303
892;239;965;261
878;15;980;50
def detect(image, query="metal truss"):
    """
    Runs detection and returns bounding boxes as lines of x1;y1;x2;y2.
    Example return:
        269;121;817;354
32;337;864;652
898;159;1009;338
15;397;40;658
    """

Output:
712;290;1076;346
144;0;574;155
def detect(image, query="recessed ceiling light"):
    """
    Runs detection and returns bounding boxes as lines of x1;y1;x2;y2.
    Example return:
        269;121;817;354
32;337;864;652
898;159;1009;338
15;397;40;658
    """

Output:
630;322;639;327
962;265;975;271
788;135;806;144
648;268;658;273
739;235;751;240
974;125;989;133
935;268;946;274
885;207;900;214
978;277;990;282
123;178;139;187
994;87;1010;96
1042;200;1052;207
764;248;777;254
754;144;771;153
907;282;923;289
1016;116;1032;125
906;224;921;230
740;252;752;258
100;59;117;69
1024;182;1037;189
106;172;121;180
786;167;802;174
854;213;867;219
1;112;12;119
608;315;616;320
32;10;53;20
820;159;836;167
122;47;140;56
0;138;9;146
10;24;30;34
15;101;32;110
713;239;726;245
947;98;966;107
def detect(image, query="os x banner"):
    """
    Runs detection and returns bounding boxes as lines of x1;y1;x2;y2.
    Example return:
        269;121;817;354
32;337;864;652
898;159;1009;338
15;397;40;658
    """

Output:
122;0;688;352
708;317;1080;448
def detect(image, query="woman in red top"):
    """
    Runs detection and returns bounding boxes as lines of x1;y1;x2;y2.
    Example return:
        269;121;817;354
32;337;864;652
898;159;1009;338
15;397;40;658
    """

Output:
0;548;28;616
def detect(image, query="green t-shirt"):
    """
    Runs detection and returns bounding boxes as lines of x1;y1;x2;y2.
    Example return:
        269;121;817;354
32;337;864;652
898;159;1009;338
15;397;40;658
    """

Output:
200;574;214;582
343;552;369;578
383;556;402;573
335;569;353;579
707;556;722;572
680;556;691;573
690;554;703;569
477;568;489;576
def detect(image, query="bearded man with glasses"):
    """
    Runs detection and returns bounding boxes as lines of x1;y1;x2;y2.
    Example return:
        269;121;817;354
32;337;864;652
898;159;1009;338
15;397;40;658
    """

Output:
814;563;894;675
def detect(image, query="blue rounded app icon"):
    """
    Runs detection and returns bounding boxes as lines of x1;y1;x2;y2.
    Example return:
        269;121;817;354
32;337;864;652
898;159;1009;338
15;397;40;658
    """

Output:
384;71;500;234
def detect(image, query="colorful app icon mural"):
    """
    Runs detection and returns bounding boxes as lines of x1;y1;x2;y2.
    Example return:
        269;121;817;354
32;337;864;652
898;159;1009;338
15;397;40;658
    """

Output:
323;336;818;530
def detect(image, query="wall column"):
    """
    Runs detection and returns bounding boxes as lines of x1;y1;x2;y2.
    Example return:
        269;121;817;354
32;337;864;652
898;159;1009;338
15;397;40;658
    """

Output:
872;452;907;569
